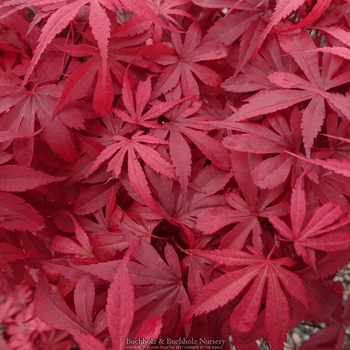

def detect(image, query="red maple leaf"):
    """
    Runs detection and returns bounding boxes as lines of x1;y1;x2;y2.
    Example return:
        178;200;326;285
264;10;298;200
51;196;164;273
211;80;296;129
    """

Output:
56;24;175;115
1;2;350;349
179;245;308;350
221;34;298;95
0;77;76;164
220;30;350;157
130;0;193;43
122;232;190;336
203;0;268;75
88;130;176;209
150;22;228;98
113;70;188;129
0;0;114;89
196;152;289;251
222;109;304;189
268;174;350;267
144;162;231;246
153;86;231;194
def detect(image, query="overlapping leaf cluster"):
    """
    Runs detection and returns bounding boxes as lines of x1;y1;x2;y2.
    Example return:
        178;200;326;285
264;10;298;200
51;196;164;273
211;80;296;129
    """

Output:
0;0;350;349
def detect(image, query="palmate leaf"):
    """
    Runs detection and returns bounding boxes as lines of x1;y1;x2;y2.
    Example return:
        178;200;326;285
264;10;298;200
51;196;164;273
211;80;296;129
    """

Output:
55;24;175;115
202;1;268;76
0;82;77;164
221;30;350;158
154;87;230;196
150;22;228;98
179;246;307;350
122;233;190;336
21;0;89;88
221;34;296;94
196;152;289;251
203;2;265;45
221;110;303;189
0;0;114;87
88;131;176;210
132;0;192;43
114;70;189;128
119;0;177;33
145;162;231;246
269;175;350;267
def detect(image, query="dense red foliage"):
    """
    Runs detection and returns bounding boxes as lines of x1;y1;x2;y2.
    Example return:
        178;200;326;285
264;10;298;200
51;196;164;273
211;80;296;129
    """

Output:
0;0;350;349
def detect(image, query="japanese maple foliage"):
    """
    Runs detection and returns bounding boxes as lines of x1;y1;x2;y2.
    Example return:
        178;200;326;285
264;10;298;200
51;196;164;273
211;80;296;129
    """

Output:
1;0;350;349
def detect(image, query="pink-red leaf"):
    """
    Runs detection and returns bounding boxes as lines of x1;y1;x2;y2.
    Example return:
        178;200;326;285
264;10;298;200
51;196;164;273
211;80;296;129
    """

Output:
269;175;350;266
180;248;307;349
34;272;87;332
106;241;139;350
0;165;66;192
21;0;88;87
0;192;44;232
253;0;306;57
